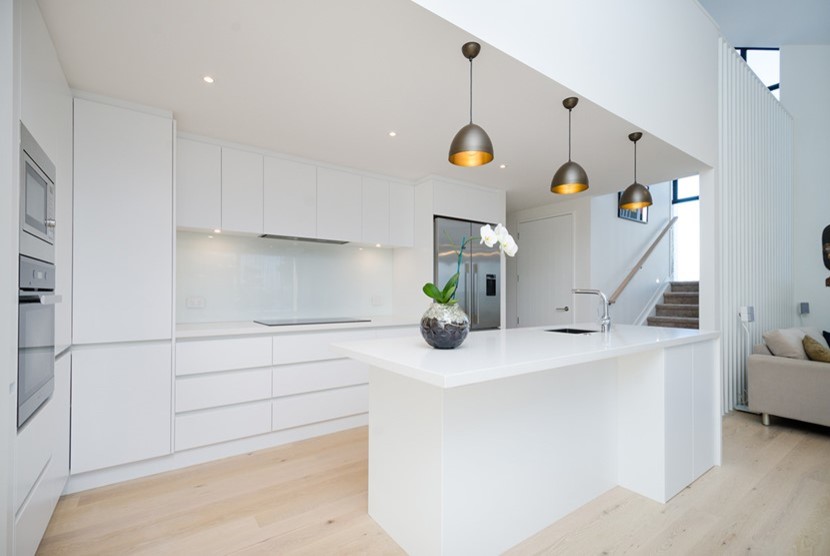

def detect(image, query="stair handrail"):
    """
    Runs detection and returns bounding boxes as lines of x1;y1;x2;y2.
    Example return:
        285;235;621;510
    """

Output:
609;216;678;305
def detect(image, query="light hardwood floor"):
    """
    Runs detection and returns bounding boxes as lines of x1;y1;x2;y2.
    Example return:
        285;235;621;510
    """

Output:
38;411;830;555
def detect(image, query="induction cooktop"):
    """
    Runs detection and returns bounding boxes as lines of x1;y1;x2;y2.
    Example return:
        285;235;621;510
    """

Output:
254;317;371;326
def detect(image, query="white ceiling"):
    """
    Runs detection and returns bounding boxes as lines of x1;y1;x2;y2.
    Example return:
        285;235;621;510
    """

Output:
698;0;830;47
36;0;705;213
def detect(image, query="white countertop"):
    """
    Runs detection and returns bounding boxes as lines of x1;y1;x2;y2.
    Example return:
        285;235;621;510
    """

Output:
333;323;720;388
176;315;418;339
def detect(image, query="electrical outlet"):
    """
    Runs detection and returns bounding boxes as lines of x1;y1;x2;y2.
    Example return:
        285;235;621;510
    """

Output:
738;305;754;323
186;296;206;309
798;302;810;315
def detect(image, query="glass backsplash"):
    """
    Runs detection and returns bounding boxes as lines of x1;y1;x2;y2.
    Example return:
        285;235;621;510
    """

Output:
176;231;395;323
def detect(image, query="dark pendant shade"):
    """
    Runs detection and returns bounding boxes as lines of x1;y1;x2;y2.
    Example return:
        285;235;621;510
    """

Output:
449;42;493;167
619;182;652;209
551;96;588;194
619;131;653;210
449;123;494;167
551;161;589;194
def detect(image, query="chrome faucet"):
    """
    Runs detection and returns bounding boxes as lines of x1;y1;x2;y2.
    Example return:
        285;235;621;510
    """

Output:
572;289;611;333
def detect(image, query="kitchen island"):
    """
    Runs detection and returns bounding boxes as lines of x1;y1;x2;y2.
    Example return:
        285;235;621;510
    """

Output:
334;324;721;556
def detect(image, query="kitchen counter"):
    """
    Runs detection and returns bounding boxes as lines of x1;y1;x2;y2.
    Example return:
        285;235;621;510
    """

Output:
175;315;417;339
335;324;721;555
333;323;720;388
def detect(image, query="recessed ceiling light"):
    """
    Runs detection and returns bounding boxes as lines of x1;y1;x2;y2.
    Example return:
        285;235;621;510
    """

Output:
375;243;382;248
388;131;397;137
499;164;507;169
213;229;221;234
203;75;215;84
208;235;214;239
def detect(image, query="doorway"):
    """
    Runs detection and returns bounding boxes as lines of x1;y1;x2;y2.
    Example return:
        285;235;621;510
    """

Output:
516;214;574;327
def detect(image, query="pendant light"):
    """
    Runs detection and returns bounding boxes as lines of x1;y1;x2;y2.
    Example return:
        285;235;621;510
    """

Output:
619;132;653;209
449;42;494;167
551;97;589;194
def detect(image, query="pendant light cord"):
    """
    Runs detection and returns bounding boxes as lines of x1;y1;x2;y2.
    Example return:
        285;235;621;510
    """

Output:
568;108;572;161
634;141;637;183
469;59;473;124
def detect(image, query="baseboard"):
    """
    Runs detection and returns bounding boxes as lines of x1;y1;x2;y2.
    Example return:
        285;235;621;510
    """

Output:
633;280;672;326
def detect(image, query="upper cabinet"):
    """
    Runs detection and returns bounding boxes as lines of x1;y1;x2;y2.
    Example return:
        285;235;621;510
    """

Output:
73;98;173;344
361;176;390;246
389;182;414;247
175;134;414;246
176;138;221;230
263;157;317;238
317;167;362;243
221;147;263;234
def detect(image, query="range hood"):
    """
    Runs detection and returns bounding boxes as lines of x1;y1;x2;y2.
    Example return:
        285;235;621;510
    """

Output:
259;234;348;245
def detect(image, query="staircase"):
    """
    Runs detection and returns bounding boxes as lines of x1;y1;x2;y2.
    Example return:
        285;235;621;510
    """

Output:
647;281;699;329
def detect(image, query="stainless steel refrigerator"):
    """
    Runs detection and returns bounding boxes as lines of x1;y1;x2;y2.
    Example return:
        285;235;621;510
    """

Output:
434;216;501;330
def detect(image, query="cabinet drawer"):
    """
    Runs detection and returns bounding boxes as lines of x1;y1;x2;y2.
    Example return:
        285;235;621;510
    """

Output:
176;336;271;376
176;367;271;412
272;329;375;365
272;384;368;431
175;401;271;451
272;359;367;397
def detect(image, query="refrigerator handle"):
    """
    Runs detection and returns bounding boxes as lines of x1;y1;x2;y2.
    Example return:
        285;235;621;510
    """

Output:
472;263;479;325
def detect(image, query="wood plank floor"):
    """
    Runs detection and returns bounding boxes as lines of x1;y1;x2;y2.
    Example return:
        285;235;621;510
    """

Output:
38;411;830;555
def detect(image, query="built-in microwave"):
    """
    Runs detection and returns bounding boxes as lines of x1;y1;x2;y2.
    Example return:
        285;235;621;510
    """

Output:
20;123;56;264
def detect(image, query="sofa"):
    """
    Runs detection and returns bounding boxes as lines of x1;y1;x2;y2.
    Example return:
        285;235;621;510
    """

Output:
747;327;830;427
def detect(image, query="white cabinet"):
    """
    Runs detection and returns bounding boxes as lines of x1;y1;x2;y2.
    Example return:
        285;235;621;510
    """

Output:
221;147;263;234
431;179;506;225
263;157;317;238
389;182;414;247
316;167;362;242
272;329;375;365
72;98;173;344
272;359;368;397
176;401;272;451
362;176;390;245
177;368;272;412
273;385;368;431
71;343;172;474
176;138;221;230
175;336;271;376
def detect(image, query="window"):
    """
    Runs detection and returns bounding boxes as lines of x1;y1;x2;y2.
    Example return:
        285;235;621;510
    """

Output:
672;175;699;204
736;47;780;100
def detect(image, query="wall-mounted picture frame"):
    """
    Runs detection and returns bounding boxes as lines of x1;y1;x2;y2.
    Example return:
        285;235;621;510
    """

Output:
617;192;649;224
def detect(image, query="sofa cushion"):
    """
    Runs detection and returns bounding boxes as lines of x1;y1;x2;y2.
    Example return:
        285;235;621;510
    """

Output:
824;330;830;347
764;328;809;359
803;335;830;363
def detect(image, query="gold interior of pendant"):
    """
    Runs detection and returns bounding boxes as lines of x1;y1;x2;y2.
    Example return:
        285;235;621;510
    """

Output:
449;150;494;167
550;182;589;195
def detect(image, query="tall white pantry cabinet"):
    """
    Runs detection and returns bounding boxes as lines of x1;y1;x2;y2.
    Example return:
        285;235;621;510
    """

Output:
71;97;174;474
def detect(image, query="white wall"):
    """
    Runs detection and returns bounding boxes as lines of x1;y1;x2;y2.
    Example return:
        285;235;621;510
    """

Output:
412;0;719;167
717;40;794;412
176;232;396;323
590;182;672;325
507;196;592;326
781;45;830;327
1;0;17;550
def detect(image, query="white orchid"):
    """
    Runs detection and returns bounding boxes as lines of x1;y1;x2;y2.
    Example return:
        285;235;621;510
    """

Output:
480;224;498;247
425;223;518;303
481;223;518;256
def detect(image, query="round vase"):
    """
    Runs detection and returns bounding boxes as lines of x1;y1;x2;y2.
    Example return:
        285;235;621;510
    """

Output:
420;302;470;349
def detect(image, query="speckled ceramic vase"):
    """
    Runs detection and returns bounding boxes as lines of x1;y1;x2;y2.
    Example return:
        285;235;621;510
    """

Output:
420;302;470;349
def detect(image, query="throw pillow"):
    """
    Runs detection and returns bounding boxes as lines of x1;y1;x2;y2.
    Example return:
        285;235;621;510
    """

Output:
803;335;830;363
824;330;830;347
800;327;830;350
763;328;808;359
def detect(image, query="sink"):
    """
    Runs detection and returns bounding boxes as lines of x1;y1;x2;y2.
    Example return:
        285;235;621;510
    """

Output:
545;328;598;335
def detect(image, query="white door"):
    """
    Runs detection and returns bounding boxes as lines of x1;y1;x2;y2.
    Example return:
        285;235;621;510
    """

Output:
516;214;574;327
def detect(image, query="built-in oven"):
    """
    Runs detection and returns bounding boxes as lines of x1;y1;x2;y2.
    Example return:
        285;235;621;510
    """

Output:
18;123;59;428
20;123;56;264
18;255;59;428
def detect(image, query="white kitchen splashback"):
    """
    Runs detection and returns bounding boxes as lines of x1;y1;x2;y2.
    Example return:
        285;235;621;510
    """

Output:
176;232;395;323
